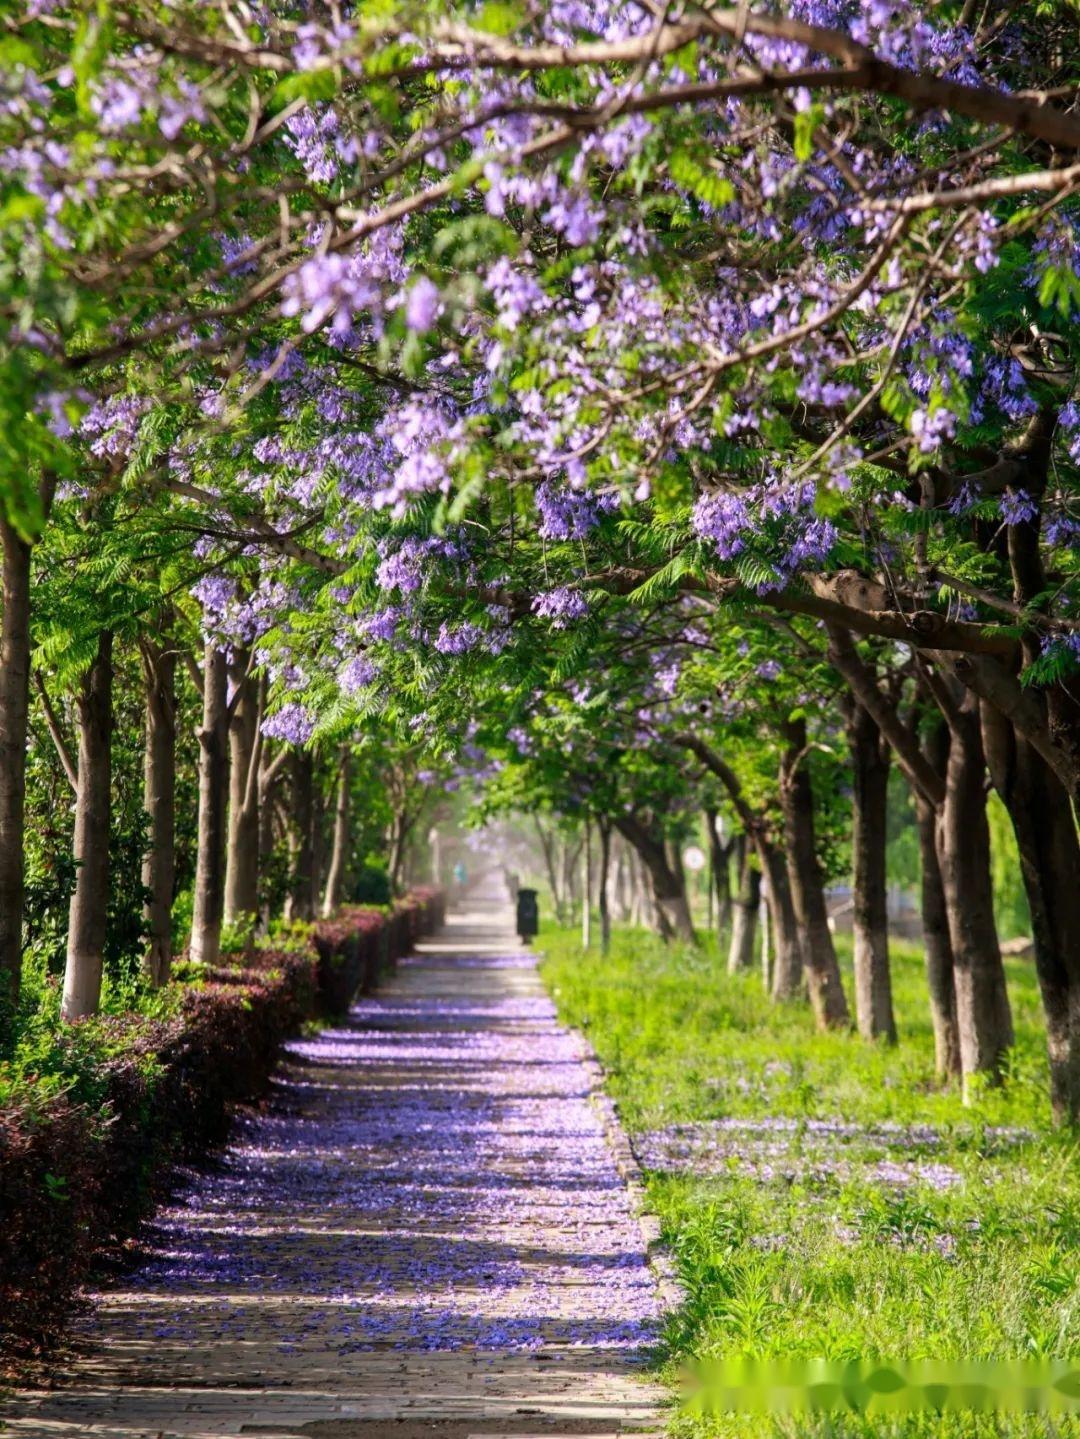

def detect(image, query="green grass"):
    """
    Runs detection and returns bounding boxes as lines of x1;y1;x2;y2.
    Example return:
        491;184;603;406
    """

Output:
538;923;1080;1438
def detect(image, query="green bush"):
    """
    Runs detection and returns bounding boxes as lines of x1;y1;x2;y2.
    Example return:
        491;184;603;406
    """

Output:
350;860;392;905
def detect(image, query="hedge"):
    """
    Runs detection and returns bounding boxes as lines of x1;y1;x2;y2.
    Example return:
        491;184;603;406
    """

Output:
0;890;444;1363
312;887;445;1012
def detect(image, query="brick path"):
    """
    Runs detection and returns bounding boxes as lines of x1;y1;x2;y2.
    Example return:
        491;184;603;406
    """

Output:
1;882;665;1438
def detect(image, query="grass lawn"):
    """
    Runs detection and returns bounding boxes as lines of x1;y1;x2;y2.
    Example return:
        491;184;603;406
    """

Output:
538;923;1080;1438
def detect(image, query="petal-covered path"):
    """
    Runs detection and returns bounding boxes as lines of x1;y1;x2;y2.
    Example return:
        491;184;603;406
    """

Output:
2;884;665;1438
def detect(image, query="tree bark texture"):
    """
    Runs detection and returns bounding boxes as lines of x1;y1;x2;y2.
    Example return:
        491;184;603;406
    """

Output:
705;808;733;934
847;702;896;1042
614;814;696;943
598;816;612;954
779;718;850;1028
760;841;803;1000
223;652;260;924
934;694;1013;1092
286;747;316;922
915;783;961;1080
727;832;760;973
61;631;114;1020
140;637;176;987
0;518;32;1022
982;702;1080;1123
322;748;351;918
190;646;229;966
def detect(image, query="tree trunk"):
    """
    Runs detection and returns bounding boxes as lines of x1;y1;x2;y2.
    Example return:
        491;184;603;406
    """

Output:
61;631;113;1020
982;704;1080;1122
598;817;612;954
756;837;803;1000
322;748;351;918
387;808;408;898
779;718;850;1028
534;818;564;921
902;714;961;1081
847;702;896;1042
728;833;760;974
560;834;583;916
286;748;316;921
760;887;772;992
915;786;961;1080
223;653;259;925
676;732;800;994
0;519;32;1024
581;815;592;949
190;645;229;966
140;637;176;987
614;814;696;943
627;844;646;926
610;839;626;921
312;771;327;900
934;695;1012;1092
257;742;281;922
985;499;1080;1123
826;634;962;1071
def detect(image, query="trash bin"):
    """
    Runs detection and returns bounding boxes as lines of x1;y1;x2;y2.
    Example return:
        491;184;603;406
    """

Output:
516;887;539;944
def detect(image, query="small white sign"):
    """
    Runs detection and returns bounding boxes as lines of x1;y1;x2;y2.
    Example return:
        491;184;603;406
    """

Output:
683;844;707;873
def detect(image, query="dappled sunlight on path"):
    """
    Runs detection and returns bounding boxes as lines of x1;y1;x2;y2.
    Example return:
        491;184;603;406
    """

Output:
2;877;664;1437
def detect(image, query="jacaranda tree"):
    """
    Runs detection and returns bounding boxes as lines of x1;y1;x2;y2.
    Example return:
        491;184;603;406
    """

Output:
3;1;1080;1114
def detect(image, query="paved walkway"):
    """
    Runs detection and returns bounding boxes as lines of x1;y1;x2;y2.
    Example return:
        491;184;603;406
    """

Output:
2;883;665;1437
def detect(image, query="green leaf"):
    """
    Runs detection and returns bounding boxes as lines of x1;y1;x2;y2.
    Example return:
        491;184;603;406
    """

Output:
668;149;734;209
268;68;338;111
1037;263;1080;319
476;1;525;36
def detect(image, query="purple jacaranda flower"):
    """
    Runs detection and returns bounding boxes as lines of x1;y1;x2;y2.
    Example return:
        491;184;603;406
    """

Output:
405;277;440;332
486;257;547;330
80;392;148;458
434;621;485;654
339;655;378;693
910;405;956;453
262;702;316;745
531;587;589;628
1000;488;1038;526
1059;400;1080;464
692;491;750;560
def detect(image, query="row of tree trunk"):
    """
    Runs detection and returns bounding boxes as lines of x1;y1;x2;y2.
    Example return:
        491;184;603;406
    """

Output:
551;615;1078;1123
670;631;1080;1124
40;633;353;1020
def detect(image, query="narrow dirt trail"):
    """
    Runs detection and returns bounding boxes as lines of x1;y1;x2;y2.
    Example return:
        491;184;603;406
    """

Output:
2;879;665;1437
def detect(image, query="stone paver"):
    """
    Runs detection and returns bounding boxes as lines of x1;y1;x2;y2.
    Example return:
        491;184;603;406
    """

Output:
1;882;665;1438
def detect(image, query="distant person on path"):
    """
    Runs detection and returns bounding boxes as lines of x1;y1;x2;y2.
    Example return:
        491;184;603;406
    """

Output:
453;860;467;894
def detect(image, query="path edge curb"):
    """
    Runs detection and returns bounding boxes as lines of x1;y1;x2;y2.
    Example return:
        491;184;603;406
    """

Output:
576;1035;687;1315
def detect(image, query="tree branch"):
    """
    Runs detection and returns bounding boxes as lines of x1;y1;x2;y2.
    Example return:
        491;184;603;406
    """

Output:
946;651;1080;797
824;628;945;808
34;673;78;795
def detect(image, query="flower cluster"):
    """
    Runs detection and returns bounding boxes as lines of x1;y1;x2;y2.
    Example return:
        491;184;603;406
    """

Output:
531;587;589;628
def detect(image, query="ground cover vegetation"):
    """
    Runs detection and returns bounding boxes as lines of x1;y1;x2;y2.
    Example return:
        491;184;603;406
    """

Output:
541;921;1080;1437
2;0;1080;1417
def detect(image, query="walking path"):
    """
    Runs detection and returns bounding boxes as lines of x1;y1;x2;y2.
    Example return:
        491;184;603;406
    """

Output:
2;881;665;1438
